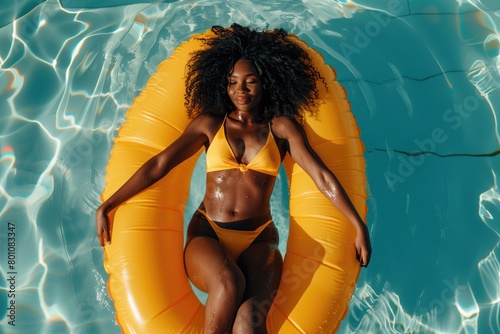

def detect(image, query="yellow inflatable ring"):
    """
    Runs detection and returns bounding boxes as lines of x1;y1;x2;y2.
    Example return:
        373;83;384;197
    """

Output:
102;29;367;333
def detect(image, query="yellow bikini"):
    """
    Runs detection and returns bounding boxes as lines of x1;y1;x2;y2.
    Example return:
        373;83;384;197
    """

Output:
206;117;281;176
202;117;281;260
197;209;273;261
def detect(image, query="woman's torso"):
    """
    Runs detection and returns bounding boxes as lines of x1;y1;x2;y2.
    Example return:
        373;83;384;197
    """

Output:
200;114;286;225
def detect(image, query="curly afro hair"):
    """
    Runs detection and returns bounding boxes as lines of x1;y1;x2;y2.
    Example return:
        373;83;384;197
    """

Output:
184;23;324;123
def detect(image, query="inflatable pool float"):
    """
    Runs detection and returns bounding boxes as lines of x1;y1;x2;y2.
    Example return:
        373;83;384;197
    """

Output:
101;28;367;333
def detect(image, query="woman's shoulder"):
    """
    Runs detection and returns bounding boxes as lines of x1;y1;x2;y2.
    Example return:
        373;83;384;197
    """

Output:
270;115;302;138
189;113;224;125
187;113;225;136
271;115;298;125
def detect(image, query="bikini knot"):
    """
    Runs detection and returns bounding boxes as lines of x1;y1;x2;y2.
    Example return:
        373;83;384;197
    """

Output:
239;164;248;172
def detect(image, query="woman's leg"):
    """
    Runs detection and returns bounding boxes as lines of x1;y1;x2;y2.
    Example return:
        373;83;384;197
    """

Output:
233;242;283;334
184;236;246;333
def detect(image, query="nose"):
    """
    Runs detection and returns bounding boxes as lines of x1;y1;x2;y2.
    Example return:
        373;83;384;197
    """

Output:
235;81;248;93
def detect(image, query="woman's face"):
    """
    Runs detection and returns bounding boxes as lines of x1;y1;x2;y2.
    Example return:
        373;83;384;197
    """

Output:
227;58;263;113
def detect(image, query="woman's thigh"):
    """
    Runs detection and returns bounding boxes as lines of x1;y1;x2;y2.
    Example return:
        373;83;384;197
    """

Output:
231;242;282;331
239;242;283;306
184;236;244;293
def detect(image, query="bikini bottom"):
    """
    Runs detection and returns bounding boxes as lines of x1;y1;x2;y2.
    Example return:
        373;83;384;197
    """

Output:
197;209;273;261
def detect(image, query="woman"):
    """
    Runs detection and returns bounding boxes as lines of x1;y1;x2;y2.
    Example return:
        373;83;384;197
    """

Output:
96;24;371;333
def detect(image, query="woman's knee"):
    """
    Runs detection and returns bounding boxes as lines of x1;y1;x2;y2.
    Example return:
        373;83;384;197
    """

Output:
209;264;246;303
233;298;270;333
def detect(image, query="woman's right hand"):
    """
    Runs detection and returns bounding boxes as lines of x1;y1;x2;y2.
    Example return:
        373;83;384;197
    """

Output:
96;205;111;247
354;224;371;267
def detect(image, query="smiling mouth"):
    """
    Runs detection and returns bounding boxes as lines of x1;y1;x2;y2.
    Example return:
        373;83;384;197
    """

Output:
236;97;251;104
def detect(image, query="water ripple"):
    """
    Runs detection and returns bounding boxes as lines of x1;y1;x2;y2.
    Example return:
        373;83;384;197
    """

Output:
0;1;499;333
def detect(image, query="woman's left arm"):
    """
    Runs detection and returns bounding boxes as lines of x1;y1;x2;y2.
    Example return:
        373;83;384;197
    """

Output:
273;116;371;267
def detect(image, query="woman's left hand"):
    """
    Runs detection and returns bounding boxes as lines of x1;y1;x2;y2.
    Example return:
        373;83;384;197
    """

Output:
355;224;371;267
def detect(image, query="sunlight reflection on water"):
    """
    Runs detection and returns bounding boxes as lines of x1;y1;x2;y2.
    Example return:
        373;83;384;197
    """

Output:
0;0;499;333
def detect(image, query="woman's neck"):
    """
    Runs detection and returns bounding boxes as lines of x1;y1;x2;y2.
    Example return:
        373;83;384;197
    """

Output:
229;109;265;124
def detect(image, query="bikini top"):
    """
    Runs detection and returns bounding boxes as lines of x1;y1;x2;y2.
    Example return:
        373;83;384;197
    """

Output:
206;117;281;176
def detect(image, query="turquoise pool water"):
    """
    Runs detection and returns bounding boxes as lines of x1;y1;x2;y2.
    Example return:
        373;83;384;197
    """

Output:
1;0;499;333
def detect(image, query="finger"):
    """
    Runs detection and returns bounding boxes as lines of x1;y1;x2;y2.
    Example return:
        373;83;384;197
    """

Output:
98;231;104;247
99;227;109;247
104;228;111;245
361;249;370;267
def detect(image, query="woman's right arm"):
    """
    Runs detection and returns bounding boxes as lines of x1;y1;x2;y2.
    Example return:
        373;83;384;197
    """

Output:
95;116;210;246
